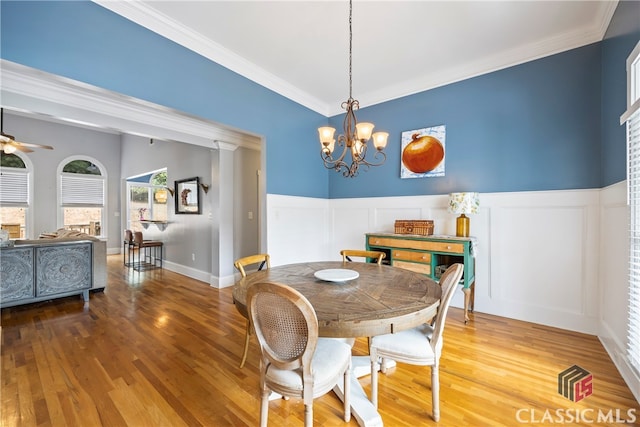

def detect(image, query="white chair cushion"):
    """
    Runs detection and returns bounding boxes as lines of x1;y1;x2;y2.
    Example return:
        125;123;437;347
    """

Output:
370;324;435;364
265;338;351;397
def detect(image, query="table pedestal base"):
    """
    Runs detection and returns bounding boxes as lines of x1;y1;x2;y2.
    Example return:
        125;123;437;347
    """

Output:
332;356;396;427
268;356;396;425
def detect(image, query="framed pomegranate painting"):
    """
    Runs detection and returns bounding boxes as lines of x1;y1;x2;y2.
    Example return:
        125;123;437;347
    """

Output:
400;124;446;179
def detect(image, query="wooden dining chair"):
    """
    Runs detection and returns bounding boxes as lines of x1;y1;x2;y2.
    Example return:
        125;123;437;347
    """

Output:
234;253;270;278
233;254;270;368
340;249;386;350
247;281;351;427
340;249;386;265
368;263;464;421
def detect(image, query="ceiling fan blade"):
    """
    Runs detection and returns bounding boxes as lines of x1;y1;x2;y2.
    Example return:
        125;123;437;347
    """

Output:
13;144;34;153
1;141;34;153
1;109;54;150
14;140;54;150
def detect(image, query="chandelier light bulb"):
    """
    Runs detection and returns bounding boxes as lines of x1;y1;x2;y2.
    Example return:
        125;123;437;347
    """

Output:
355;122;374;141
372;132;389;150
318;126;336;146
326;138;336;154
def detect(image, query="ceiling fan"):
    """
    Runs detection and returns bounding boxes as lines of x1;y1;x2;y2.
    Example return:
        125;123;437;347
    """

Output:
1;108;54;153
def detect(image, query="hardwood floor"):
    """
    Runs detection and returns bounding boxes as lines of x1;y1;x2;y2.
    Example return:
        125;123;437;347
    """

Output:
2;255;638;426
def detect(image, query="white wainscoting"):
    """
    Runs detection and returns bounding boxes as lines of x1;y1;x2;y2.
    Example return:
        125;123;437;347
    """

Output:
598;181;639;402
267;188;606;335
266;195;331;264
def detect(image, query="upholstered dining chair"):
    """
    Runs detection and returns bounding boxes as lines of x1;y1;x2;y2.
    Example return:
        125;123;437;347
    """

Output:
233;254;271;368
369;263;464;422
340;249;386;265
247;281;351;427
123;229;134;266
131;231;163;271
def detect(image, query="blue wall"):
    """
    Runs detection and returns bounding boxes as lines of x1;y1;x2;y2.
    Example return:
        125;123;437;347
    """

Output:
327;0;639;199
0;1;330;199
601;0;640;187
2;1;638;200
328;44;603;198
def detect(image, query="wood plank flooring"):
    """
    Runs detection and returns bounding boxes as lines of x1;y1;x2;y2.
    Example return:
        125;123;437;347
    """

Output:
2;255;638;426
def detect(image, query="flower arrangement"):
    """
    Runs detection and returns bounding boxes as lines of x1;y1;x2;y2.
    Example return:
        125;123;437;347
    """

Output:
138;208;147;220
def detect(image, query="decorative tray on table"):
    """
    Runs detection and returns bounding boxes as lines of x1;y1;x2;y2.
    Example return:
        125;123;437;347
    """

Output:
314;269;359;283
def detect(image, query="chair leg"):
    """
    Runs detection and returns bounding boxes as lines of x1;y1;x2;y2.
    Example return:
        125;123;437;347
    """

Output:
343;360;351;422
380;357;388;373
239;320;251;368
370;354;378;409
432;364;440;421
260;389;269;427
304;404;312;427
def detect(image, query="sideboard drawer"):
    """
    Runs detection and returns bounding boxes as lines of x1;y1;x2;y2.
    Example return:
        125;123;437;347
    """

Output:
368;236;464;254
392;260;431;275
367;232;476;323
392;249;431;264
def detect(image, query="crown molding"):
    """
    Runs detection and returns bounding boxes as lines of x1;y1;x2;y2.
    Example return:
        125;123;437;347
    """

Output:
355;1;618;112
93;0;330;116
212;141;239;152
94;0;617;117
0;60;261;151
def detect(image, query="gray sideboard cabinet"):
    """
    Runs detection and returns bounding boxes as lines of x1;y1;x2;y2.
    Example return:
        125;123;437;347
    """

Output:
1;240;93;308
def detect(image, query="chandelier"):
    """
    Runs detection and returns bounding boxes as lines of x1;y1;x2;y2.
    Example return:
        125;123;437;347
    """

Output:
317;0;388;177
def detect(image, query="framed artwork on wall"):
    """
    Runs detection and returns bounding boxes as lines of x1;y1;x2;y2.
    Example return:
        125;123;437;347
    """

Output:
175;177;201;214
400;124;446;179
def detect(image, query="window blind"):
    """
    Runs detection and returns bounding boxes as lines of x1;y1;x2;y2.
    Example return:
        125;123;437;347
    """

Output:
0;170;29;205
628;108;640;375
626;41;640;377
61;174;104;206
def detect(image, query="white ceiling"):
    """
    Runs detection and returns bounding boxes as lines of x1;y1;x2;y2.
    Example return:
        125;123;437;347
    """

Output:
96;0;618;117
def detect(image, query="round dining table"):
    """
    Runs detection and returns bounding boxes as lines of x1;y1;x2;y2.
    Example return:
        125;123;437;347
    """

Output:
232;260;442;339
232;261;442;426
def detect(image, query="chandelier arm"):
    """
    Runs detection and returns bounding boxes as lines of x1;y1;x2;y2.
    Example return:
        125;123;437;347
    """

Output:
321;135;349;167
343;99;358;147
348;161;360;177
351;141;368;162
356;150;387;168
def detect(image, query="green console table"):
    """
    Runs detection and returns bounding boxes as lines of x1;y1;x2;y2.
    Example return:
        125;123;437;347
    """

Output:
366;233;477;323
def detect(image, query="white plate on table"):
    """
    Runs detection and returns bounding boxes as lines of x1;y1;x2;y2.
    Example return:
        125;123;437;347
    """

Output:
314;268;359;283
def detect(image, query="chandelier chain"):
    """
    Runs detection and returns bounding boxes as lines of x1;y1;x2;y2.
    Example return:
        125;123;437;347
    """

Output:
348;0;353;101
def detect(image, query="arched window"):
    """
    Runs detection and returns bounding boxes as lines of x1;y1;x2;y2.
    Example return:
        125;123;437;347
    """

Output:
0;151;33;238
126;168;168;232
58;157;106;237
